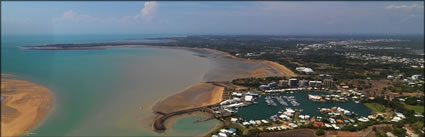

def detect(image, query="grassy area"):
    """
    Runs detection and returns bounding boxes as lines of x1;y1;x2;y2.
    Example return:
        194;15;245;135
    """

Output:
404;104;424;113
364;103;386;113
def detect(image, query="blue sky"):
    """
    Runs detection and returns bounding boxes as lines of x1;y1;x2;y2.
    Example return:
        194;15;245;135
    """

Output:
2;1;424;35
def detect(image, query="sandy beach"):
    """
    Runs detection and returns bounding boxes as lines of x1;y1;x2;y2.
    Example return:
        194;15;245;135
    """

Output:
153;82;224;114
1;74;54;137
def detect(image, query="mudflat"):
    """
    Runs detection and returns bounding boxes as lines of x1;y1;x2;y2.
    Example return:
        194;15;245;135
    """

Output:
1;74;54;137
152;82;224;114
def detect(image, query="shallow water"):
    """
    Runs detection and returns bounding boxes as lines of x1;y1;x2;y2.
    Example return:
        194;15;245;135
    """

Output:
1;34;218;136
2;34;290;136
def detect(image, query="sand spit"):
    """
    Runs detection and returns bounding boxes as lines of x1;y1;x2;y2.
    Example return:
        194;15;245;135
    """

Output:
1;74;54;137
153;82;224;114
191;48;297;78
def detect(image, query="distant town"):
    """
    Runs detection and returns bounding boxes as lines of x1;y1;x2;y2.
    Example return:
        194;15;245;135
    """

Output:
158;35;424;137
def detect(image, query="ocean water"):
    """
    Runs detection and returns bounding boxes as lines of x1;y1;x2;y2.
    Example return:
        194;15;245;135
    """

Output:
1;34;219;136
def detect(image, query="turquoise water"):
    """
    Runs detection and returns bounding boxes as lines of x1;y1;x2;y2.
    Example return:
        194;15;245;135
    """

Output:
1;34;219;136
235;91;371;120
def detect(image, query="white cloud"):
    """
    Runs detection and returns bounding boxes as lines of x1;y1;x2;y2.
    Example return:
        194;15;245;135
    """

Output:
54;10;106;23
53;2;158;24
141;2;157;18
63;10;75;20
385;4;424;10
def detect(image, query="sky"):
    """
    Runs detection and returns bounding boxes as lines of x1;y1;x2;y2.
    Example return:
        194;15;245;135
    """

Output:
1;1;424;35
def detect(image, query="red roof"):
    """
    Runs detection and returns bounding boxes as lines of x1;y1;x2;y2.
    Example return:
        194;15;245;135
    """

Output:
313;121;324;127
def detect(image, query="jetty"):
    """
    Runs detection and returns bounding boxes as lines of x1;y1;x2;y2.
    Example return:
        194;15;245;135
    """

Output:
153;106;222;131
265;96;277;106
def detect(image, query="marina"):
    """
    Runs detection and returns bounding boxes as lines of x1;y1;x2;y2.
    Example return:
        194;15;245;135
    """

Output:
235;91;371;121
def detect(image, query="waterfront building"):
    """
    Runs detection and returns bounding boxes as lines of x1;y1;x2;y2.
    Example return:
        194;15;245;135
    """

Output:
323;79;334;88
309;81;322;88
279;80;288;87
288;78;298;88
245;96;253;102
298;80;309;87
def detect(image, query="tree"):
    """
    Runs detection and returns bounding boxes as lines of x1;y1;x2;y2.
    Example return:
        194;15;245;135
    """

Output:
316;129;325;136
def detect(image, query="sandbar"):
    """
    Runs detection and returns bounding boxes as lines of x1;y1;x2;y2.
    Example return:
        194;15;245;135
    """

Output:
153;82;224;114
1;74;54;137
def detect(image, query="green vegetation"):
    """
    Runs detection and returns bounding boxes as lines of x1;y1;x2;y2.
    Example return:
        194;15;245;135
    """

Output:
364;103;386;113
392;122;407;137
316;129;325;136
404;104;424;113
411;121;424;136
387;81;422;93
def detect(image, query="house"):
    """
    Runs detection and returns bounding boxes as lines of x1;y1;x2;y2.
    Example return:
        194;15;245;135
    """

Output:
392;116;402;122
325;123;332;128
231;118;238;123
218;132;227;137
249;120;256;125
332;124;340;130
412;74;423;80
358;117;369;122
387;75;395;80
288;123;298;128
313;121;324;127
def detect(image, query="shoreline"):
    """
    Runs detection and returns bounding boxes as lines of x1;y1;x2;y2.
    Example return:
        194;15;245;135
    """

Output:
22;44;297;78
1;74;54;137
152;82;224;114
22;44;297;135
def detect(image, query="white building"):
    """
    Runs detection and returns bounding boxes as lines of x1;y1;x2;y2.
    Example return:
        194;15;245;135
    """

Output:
245;95;253;102
296;67;314;74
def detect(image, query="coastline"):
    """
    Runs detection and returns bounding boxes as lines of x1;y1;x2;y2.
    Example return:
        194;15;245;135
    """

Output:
1;74;54;137
22;44;297;135
22;44;296;78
